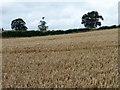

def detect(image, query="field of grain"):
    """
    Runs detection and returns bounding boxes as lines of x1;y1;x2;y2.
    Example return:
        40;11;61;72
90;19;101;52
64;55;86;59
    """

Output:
2;29;119;88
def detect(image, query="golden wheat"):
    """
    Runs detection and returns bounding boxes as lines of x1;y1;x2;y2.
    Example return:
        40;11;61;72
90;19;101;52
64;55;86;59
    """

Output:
2;29;119;88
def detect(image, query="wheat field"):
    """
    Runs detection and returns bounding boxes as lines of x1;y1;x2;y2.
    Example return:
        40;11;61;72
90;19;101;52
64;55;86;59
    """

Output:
2;29;119;88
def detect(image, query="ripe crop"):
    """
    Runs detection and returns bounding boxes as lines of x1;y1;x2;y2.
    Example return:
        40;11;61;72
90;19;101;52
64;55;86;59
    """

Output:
2;29;119;88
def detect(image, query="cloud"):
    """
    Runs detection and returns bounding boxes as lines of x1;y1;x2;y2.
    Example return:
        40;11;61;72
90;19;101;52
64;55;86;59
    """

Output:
1;0;119;30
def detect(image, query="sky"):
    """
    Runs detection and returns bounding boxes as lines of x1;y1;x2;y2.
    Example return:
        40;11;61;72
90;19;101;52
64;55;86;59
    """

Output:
0;0;119;30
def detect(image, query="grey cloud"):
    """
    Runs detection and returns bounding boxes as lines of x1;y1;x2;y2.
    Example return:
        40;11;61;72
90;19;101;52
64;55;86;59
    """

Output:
1;1;118;30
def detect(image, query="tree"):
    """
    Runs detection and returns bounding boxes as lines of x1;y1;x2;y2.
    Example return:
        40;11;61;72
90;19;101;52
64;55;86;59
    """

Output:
11;18;28;31
81;11;104;29
2;28;4;31
38;17;48;32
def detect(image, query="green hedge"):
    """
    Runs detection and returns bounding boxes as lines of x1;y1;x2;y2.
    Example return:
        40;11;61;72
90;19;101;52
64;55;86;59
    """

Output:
97;25;118;30
1;25;119;38
1;28;90;38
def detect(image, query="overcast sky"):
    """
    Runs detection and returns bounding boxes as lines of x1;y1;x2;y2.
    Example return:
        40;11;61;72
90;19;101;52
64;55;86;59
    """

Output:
0;0;119;30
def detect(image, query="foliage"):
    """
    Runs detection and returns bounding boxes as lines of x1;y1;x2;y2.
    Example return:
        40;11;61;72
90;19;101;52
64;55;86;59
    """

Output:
2;25;119;38
38;17;48;32
81;11;104;29
118;24;120;28
1;28;90;38
97;25;117;30
11;18;28;31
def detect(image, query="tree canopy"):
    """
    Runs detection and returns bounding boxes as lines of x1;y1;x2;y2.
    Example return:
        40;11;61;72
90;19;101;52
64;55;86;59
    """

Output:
81;11;104;29
38;17;48;32
11;18;28;31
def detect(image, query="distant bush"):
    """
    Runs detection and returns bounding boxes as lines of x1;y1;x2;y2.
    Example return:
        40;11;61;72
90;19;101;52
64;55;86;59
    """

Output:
2;31;42;38
110;25;117;28
2;28;91;38
2;30;65;38
65;28;90;34
97;26;111;30
118;24;120;28
1;25;119;38
97;25;117;30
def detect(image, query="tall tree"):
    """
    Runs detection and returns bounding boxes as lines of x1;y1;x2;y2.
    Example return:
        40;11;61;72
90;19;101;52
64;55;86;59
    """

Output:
38;17;48;32
81;11;104;29
11;18;28;31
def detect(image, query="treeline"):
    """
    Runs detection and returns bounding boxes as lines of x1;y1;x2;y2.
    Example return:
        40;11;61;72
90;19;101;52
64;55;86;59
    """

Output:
1;28;87;38
1;25;120;38
97;25;120;30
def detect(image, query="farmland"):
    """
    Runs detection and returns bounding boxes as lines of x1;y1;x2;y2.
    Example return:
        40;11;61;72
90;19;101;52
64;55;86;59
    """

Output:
2;29;119;88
